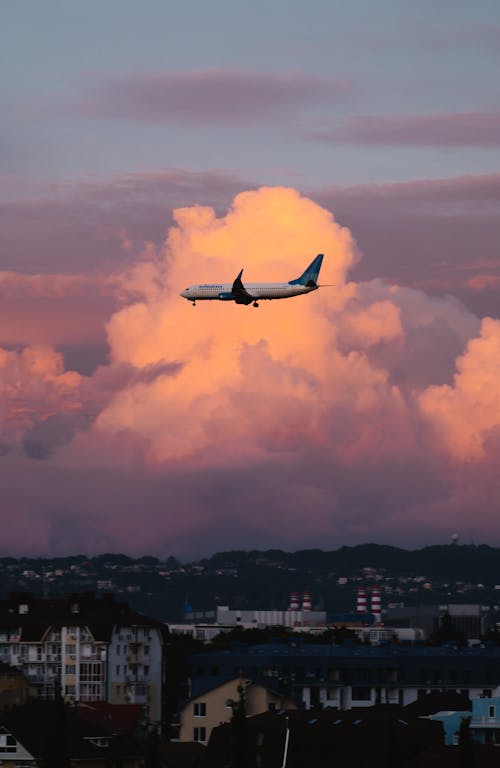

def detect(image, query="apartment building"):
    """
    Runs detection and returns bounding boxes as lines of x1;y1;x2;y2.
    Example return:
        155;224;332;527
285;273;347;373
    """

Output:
188;641;500;711
0;592;167;725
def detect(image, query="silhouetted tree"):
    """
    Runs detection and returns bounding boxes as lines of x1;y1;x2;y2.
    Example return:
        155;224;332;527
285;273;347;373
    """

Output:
430;611;465;645
227;683;251;768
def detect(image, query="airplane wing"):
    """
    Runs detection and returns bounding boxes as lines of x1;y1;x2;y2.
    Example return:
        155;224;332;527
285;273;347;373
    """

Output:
232;269;254;305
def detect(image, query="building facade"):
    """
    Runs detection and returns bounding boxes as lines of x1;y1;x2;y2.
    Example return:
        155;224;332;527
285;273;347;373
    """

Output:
470;696;500;746
0;593;166;725
188;641;500;711
179;676;298;745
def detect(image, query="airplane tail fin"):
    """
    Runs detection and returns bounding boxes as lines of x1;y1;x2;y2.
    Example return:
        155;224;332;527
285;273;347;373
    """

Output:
289;253;324;287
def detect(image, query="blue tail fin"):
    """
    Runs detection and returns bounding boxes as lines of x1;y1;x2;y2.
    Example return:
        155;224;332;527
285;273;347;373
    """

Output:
289;254;324;286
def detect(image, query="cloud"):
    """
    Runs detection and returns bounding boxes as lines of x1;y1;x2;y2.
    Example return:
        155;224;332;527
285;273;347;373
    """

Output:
2;185;500;555
82;69;354;125
311;112;500;147
418;317;500;460
2;169;499;320
315;173;500;318
0;346;82;455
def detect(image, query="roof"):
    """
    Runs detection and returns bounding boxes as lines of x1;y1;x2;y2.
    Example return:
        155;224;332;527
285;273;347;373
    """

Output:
0;700;141;761
76;702;144;735
160;741;205;768
406;743;500;768
0;592;168;642
188;674;299;706
190;639;500;662
405;691;472;716
200;706;443;768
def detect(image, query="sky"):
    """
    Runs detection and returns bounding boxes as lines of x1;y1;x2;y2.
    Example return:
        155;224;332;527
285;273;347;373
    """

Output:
1;0;500;558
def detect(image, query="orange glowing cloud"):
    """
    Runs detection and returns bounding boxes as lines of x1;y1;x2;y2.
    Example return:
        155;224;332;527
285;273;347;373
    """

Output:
99;187;370;462
418;317;500;460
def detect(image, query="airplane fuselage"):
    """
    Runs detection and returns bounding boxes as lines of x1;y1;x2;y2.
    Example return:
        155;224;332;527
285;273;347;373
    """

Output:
180;281;317;302
180;253;324;307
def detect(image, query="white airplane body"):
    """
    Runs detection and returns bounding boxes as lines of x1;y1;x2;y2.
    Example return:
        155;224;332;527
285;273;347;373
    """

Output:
180;253;324;307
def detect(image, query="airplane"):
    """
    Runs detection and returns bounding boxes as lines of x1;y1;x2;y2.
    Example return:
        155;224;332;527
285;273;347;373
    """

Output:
180;253;324;307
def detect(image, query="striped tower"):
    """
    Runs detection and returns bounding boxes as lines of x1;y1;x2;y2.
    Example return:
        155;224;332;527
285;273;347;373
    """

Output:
371;585;382;624
356;586;367;614
289;592;299;612
302;591;312;611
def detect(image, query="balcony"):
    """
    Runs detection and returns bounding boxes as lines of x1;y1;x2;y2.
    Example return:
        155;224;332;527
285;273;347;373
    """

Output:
471;716;500;729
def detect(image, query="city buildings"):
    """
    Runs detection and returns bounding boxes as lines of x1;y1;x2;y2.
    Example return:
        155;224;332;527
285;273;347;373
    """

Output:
0;592;167;725
188;640;500;711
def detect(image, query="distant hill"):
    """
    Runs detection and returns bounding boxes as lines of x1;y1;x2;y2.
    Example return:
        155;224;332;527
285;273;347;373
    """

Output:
2;543;499;622
201;543;500;582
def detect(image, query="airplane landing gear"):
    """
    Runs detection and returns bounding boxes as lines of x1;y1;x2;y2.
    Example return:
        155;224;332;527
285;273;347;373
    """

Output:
253;301;259;308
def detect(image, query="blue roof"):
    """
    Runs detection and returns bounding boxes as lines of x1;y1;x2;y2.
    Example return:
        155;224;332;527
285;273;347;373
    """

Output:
190;640;500;661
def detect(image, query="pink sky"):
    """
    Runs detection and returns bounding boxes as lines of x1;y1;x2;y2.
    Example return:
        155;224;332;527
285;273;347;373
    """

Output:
2;2;500;557
1;182;500;557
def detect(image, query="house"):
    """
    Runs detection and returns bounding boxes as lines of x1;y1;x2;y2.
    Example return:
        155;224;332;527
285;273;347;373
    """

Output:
0;700;142;767
179;676;298;745
469;695;500;746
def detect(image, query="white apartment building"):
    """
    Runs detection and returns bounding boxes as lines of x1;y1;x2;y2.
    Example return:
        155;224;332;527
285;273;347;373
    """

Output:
0;593;166;725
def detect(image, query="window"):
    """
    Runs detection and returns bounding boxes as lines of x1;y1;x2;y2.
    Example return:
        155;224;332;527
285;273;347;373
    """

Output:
352;687;371;701
194;702;206;717
117;645;121;655
143;665;150;675
80;662;103;682
144;645;150;655
489;705;496;718
65;665;76;675
80;683;104;701
193;727;206;742
268;702;276;711
0;732;16;752
65;685;76;696
116;665;120;674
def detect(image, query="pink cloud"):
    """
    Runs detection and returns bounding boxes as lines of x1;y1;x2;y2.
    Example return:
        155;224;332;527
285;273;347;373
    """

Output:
1;185;500;556
311;112;500;146
82;69;354;124
418;317;500;460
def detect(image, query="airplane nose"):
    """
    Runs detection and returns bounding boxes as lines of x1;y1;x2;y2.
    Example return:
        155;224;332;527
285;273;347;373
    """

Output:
180;290;188;298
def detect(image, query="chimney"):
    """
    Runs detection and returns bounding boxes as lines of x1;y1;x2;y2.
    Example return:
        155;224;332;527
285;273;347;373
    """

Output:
302;591;312;611
356;586;367;614
289;592;299;612
371;585;382;624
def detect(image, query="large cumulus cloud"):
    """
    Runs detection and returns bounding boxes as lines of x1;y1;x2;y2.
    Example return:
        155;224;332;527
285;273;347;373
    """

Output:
0;186;499;555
